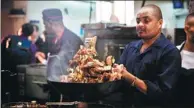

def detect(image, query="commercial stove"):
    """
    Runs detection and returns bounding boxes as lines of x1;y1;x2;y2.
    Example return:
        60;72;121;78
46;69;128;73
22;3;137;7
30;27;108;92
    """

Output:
17;64;49;101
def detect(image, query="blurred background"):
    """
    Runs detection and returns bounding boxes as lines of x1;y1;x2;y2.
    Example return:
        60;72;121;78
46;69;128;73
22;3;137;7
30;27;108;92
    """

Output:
2;0;193;44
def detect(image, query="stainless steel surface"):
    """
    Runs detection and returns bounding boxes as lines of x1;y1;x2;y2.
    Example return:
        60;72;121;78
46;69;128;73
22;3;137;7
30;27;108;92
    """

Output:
46;102;79;106
25;64;48;100
82;23;140;61
17;64;48;100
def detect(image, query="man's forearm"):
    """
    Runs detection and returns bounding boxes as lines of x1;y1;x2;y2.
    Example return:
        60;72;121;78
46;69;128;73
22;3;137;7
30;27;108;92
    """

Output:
122;69;147;94
37;55;47;64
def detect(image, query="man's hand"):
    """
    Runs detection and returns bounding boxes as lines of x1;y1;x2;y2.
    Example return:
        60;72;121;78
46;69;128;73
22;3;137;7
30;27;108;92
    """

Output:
35;52;47;64
112;64;126;74
35;52;46;59
60;75;71;83
112;64;147;94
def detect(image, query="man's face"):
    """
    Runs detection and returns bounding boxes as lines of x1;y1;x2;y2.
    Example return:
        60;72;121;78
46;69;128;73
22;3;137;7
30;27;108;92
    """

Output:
32;27;39;39
185;16;194;43
136;8;162;39
43;20;54;34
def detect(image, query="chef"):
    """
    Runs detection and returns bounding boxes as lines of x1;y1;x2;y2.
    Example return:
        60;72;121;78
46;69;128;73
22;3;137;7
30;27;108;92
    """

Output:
112;4;181;107
39;8;83;102
37;8;84;82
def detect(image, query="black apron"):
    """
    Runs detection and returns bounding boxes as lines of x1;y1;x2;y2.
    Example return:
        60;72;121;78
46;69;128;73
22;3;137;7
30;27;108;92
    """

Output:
176;43;194;106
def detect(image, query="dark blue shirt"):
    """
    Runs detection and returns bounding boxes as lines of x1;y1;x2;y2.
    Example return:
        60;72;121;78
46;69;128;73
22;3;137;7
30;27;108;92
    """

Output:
119;33;181;106
2;35;32;72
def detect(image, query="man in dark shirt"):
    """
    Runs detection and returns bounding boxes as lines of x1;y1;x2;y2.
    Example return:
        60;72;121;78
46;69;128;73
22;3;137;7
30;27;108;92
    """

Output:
1;23;34;102
28;24;45;63
40;8;83;82
38;9;83;102
175;12;194;106
2;23;34;70
112;4;181;107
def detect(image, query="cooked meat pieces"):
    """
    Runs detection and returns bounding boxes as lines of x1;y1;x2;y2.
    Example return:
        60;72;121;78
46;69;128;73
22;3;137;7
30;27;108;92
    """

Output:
60;38;121;83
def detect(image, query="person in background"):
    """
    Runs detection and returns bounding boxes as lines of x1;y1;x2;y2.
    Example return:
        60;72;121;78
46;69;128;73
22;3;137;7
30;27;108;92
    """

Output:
41;8;83;76
1;25;23;43
35;30;48;62
3;23;34;67
40;31;46;42
31;25;45;48
40;8;83;101
175;12;194;106
111;4;181;107
29;24;46;64
2;23;44;67
1;23;34;102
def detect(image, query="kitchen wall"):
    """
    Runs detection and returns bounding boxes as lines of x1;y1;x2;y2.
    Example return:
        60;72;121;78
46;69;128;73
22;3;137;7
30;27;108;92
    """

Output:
1;10;14;39
1;0;13;39
1;0;27;40
134;1;188;28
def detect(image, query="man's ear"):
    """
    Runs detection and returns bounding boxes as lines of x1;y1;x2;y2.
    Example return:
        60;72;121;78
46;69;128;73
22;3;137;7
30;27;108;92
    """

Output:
159;19;163;27
184;24;189;34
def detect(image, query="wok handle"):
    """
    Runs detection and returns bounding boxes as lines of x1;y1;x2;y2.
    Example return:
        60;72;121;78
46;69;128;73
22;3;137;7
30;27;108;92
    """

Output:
32;80;47;85
46;102;79;106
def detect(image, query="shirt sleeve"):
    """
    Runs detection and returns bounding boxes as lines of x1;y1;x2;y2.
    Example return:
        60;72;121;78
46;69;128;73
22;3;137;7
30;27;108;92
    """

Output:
140;48;181;102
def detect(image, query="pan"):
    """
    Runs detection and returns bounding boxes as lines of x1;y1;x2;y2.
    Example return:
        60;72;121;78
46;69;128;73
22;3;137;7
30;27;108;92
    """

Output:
47;79;123;102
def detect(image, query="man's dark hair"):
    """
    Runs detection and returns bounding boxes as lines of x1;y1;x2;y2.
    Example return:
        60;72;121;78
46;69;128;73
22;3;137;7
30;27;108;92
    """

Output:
22;23;34;37
185;12;194;22
143;4;163;20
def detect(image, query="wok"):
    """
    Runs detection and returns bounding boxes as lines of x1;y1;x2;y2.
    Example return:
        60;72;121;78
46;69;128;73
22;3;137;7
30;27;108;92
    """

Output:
47;79;123;102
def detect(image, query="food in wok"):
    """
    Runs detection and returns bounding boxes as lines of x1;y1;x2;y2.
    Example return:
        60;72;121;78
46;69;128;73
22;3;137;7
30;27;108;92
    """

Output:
60;36;122;83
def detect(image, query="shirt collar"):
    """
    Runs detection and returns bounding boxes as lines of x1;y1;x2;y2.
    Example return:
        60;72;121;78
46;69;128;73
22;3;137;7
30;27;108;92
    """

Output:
133;33;166;49
180;41;185;47
151;33;166;47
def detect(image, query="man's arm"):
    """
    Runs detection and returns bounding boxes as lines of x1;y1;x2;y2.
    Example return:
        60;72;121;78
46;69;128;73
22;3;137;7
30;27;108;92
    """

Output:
118;48;181;97
142;48;181;98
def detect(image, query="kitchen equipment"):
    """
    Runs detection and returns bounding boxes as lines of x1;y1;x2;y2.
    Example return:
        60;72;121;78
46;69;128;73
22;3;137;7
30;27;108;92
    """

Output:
47;79;123;102
1;70;17;103
81;23;140;61
25;64;48;100
46;102;115;108
2;102;47;108
17;64;49;101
